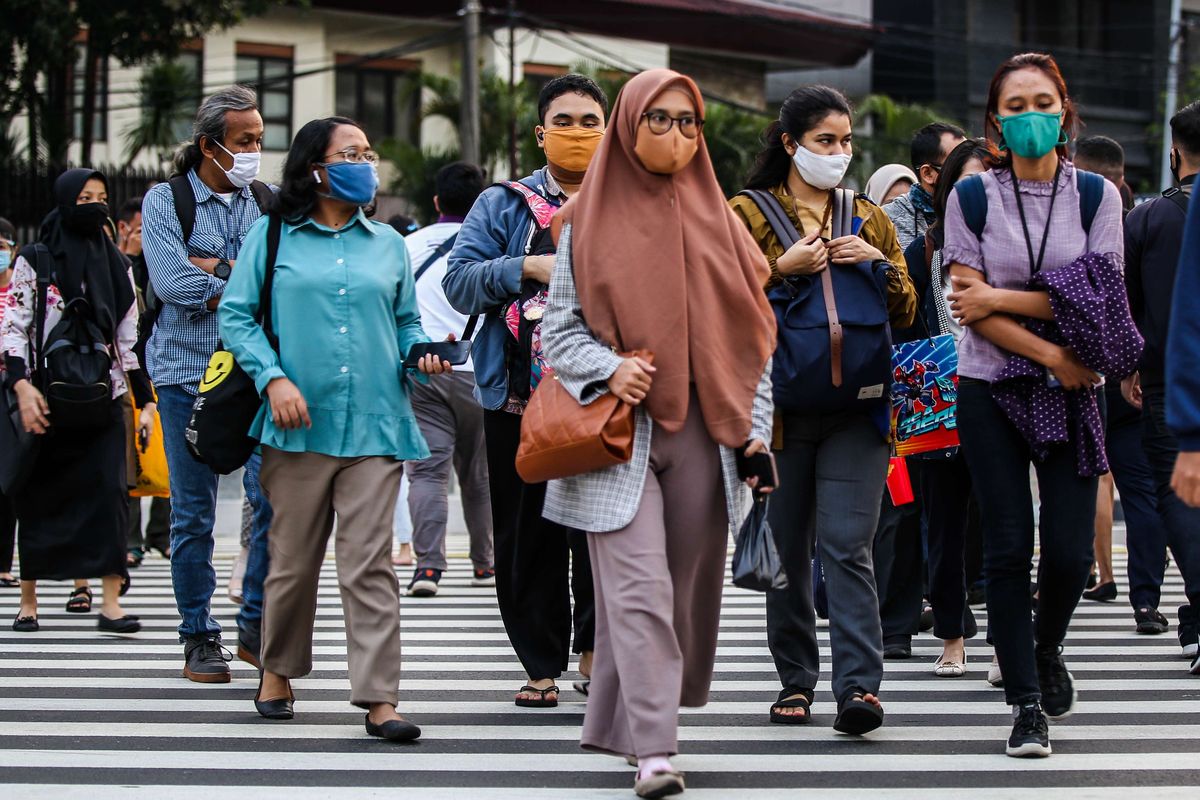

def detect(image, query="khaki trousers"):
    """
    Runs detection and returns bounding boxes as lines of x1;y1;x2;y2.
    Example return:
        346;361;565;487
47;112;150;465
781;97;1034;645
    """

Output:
581;402;728;758
259;448;405;708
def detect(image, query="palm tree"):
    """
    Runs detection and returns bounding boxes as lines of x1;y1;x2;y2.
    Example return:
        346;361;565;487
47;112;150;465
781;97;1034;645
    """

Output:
122;61;196;167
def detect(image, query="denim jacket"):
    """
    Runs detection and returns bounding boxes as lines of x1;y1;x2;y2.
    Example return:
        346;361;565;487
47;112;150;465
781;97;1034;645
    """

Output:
442;167;562;410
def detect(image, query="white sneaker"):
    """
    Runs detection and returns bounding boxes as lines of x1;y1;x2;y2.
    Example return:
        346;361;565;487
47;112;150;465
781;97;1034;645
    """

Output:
228;546;248;605
987;653;1004;687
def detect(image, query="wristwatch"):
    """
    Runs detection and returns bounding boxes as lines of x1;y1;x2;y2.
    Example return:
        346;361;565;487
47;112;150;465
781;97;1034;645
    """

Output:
213;259;232;281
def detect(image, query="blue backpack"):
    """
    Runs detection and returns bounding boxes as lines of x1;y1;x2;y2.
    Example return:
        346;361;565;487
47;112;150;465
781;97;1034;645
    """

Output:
740;188;893;414
954;168;1105;240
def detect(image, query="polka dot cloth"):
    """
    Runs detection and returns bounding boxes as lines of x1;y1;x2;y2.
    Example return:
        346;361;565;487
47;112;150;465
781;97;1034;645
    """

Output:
992;252;1145;477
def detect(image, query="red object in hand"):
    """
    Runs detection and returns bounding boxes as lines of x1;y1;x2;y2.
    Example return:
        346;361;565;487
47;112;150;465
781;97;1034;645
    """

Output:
886;456;915;505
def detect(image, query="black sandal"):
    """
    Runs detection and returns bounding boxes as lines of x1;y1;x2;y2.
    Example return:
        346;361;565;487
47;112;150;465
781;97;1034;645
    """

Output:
0;576;19;588
65;587;92;613
515;684;560;708
573;680;591;696
770;686;814;725
127;548;144;568
120;574;131;597
12;615;39;632
833;691;884;735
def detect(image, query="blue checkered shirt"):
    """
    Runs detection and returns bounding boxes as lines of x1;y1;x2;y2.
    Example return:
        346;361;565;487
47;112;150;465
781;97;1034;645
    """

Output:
142;169;267;392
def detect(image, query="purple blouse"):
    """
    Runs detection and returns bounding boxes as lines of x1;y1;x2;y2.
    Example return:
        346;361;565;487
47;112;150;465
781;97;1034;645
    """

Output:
942;161;1125;382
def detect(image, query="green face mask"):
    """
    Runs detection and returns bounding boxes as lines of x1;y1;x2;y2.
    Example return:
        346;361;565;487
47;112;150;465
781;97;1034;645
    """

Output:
996;111;1067;158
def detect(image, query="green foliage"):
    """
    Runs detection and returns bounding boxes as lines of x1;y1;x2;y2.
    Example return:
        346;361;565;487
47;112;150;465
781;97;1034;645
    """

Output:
849;94;962;187
122;61;197;167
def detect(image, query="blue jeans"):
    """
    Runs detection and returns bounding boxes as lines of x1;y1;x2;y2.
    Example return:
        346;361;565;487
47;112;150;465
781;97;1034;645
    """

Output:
157;384;272;641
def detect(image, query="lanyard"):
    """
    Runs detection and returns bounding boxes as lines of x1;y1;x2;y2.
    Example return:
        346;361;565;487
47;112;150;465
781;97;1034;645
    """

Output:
1011;163;1061;275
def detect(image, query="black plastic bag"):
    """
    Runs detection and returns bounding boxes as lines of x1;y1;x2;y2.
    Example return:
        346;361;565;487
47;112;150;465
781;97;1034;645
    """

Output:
732;495;788;592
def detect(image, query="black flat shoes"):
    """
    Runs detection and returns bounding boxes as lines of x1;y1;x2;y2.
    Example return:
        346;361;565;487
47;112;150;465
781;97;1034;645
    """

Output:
98;614;142;634
12;615;38;632
255;673;295;720
365;714;421;741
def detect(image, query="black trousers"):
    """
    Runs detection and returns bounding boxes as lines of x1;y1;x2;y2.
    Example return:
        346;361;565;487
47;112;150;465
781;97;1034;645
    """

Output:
958;380;1096;706
919;453;980;640
873;478;924;647
483;409;595;679
0;490;14;574
127;496;172;554
1140;389;1200;613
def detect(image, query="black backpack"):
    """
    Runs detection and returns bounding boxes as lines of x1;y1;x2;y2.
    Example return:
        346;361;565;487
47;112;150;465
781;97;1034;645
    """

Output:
184;214;282;474
24;243;114;428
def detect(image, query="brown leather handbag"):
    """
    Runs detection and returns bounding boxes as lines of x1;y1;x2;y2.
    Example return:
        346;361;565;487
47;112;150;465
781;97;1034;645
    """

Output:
515;351;652;484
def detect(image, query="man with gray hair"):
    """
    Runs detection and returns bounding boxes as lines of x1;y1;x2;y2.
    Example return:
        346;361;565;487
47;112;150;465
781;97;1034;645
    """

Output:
142;85;275;683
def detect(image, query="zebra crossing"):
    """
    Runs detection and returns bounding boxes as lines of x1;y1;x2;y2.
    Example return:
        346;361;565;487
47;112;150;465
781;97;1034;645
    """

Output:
1;549;1198;798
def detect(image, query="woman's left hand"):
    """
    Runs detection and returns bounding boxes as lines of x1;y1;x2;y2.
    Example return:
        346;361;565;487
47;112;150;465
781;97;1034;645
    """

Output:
743;438;775;494
827;236;883;266
137;402;156;448
948;274;1000;325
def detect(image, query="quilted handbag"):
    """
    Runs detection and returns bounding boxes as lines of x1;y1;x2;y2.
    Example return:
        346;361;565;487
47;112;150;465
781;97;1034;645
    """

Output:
515;350;652;484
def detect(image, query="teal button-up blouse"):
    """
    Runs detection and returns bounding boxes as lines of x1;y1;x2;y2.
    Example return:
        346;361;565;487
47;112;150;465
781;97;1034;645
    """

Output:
219;210;431;461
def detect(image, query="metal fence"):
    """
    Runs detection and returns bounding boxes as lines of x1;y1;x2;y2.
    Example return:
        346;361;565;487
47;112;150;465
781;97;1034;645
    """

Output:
0;162;168;246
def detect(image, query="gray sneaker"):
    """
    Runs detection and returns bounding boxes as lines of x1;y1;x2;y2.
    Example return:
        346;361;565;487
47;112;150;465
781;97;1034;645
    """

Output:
183;635;232;684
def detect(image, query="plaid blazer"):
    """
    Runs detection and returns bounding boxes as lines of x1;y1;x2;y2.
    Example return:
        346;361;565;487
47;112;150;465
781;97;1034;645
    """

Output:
541;223;774;534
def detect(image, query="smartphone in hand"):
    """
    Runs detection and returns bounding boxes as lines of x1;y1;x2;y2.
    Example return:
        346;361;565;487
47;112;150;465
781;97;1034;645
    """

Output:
736;442;778;491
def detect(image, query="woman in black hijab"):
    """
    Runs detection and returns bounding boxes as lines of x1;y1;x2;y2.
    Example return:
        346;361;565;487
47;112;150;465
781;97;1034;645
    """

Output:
2;169;155;634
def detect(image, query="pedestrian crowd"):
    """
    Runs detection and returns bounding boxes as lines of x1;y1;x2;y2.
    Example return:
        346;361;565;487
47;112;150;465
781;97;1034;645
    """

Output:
3;49;1200;798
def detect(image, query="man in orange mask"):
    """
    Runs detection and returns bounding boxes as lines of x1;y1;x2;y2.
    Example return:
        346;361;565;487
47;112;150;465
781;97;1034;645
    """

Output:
443;74;608;708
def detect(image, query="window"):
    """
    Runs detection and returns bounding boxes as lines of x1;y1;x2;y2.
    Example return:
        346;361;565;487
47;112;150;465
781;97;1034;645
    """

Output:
171;47;205;144
236;43;294;150
71;44;108;141
334;56;421;145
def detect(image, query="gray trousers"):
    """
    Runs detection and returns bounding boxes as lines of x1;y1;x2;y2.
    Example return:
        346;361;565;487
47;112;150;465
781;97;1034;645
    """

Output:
766;410;888;704
581;405;728;759
405;372;493;572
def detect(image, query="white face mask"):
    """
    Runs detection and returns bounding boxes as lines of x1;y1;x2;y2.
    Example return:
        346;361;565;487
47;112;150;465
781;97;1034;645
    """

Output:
791;144;852;191
212;140;262;189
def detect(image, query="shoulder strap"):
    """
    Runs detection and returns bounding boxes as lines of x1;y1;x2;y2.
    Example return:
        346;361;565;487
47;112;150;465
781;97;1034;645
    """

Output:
737;189;801;249
168;175;196;245
248;180;273;213
261;215;283;352
956;174;988;239
1076;169;1105;235
28;244;51;389
499;180;558;230
414;233;458;283
1163;186;1190;217
822;192;848;388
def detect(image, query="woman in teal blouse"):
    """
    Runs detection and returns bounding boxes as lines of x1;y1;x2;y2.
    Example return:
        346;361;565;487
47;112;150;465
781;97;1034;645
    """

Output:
220;117;450;741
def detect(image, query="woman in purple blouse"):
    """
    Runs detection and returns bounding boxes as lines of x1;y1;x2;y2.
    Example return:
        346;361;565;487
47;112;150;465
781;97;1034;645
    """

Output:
941;53;1124;760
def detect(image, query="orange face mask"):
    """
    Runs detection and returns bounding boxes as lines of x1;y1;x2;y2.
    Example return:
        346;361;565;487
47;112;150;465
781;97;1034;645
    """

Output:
542;127;605;176
633;125;699;175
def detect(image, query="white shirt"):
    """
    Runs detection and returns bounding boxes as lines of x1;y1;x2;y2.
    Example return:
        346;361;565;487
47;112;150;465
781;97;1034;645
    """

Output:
405;221;473;372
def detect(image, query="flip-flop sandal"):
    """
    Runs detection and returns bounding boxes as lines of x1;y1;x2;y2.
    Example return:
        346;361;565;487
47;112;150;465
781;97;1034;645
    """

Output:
65;586;92;613
514;684;560;708
573;680;590;696
0;576;19;588
769;686;814;724
833;692;884;735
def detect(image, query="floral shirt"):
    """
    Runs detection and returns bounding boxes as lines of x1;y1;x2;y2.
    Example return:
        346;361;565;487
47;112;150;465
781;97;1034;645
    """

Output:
1;254;141;398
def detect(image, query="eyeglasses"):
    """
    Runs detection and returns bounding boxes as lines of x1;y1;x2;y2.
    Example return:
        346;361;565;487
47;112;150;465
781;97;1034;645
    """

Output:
321;147;381;166
641;111;704;139
925;163;943;173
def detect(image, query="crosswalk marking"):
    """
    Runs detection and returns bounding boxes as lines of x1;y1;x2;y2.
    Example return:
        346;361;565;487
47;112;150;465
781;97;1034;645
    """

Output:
1;552;1198;797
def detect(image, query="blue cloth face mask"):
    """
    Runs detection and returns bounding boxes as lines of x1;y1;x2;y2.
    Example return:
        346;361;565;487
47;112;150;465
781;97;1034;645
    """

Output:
318;161;379;206
996;111;1067;159
0;251;11;271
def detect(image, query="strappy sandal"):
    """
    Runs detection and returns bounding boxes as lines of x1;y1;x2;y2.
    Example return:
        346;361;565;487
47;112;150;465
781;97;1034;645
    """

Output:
770;686;814;724
833;691;884;735
514;684;560;708
120;574;131;597
65;587;92;613
127;548;144;568
0;575;20;588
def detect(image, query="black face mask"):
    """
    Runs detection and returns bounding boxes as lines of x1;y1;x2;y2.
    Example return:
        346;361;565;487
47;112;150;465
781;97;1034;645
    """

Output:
62;202;111;236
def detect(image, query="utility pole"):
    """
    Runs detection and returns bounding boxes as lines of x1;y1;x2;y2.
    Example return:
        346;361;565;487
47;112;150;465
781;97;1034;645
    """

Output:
1162;0;1183;190
461;0;483;167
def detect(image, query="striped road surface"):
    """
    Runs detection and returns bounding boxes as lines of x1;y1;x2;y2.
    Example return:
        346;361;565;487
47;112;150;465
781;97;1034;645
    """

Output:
1;552;1198;798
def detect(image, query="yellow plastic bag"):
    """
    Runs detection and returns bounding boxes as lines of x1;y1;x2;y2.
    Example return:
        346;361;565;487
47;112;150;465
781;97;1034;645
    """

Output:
131;398;170;498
